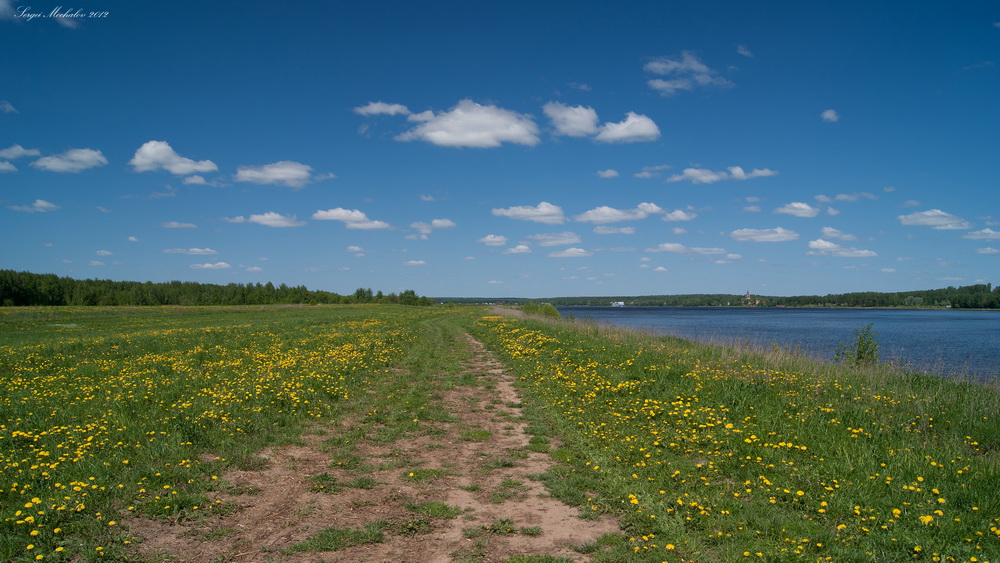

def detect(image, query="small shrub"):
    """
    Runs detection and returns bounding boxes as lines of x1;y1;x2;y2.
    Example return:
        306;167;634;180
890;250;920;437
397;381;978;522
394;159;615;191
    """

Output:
835;323;880;366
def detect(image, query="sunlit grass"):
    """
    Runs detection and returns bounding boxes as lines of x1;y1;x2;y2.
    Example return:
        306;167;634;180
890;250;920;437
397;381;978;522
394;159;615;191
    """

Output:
472;313;1000;562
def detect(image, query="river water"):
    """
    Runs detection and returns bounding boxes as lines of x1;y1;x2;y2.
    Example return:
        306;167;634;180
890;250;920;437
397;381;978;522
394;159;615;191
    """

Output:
556;307;1000;380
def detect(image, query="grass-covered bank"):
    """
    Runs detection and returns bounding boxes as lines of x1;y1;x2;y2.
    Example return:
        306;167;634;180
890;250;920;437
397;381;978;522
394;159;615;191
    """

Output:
472;313;1000;562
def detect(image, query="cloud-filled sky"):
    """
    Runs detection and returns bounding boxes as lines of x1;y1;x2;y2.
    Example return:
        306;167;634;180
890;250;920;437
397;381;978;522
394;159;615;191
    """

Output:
2;1;997;298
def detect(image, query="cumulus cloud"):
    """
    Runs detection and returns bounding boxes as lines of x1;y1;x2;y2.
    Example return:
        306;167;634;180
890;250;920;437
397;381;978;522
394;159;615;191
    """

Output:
161;221;197;229
190;262;231;269
593;226;636;235
503;244;532;254
32;148;108;173
821;227;858;241
312;207;391;229
815;192;876;203
634;164;670;178
645;242;726;254
774;202;820;218
594;112;660;143
963;228;1000;240
548;247;591;258
491;202;565;224
402;260;426;266
477;234;508;246
9;199;59;213
821;109;840;122
807;239;877;258
0;144;41;160
897;209;972;230
667;165;777;184
129;141;217;175
737;44;754;58
225;212;306;228
596;169;619;178
573;203;663;224
644;51;734;96
354;101;411;116
234;161;314;188
663;209;698;222
409;218;456;239
527;231;582;247
0;161;17;172
543;102;599;137
164;248;218;255
730;227;799;242
396;99;540;148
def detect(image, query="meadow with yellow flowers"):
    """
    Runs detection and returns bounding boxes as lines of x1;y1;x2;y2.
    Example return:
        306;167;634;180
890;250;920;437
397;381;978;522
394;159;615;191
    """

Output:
471;313;1000;562
2;304;998;562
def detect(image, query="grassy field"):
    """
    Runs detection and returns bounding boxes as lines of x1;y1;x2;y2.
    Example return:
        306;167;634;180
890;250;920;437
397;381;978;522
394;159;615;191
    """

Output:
1;305;998;562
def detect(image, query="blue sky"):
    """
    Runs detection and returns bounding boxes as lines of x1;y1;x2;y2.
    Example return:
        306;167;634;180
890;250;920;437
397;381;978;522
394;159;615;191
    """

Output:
1;1;998;298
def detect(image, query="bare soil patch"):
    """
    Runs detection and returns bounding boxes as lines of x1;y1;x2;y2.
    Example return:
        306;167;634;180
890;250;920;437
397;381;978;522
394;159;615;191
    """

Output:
126;333;619;562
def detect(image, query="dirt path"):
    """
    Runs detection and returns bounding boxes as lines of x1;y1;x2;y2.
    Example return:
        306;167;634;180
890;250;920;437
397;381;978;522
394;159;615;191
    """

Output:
127;333;618;562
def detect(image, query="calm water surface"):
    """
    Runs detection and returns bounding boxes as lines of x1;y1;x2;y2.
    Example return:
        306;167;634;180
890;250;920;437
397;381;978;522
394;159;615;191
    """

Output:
557;307;1000;380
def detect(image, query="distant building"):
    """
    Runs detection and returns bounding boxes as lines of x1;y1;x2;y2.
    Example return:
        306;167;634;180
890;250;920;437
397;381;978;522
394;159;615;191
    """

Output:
611;301;625;307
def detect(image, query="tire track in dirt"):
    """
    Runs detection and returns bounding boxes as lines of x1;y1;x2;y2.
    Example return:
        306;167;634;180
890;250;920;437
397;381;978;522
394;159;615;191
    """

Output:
127;332;619;562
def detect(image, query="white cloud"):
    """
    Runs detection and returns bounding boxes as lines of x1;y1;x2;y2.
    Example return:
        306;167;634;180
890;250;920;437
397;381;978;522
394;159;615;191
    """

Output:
88;261;105;267
245;266;264;272
975;247;998;254
645;242;726;254
821;109;840;122
129;140;217;175
596;169;619;178
410;218;457;238
548;247;591;258
743;205;762;213
897;209;972;230
573;203;663;224
821;227;858;241
737;44;754;58
225;212;306;228
815;192;876;203
543;102;599;137
312;207;391;229
667;165;777;184
634;164;670;178
645;51;734;96
775;202;820;217
963;228;1000;240
164;248;218;255
0;161;16;172
663;209;697;222
95;250;112;256
190;262;232;269
396;99;540;148
477;234;508;246
128;236;139;242
492;202;565;224
594;112;660;143
807;239;877;258
653;266;668;272
730;227;800;242
161;221;197;229
354;101;411;116
9;199;59;213
403;260;426;266
234;161;313;188
594;226;636;235
527;231;582;247
0;144;41;160
0;100;16;113
32;148;108;173
503;244;532;254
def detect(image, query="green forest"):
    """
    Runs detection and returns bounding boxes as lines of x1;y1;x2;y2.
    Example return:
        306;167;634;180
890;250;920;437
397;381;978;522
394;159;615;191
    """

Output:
539;283;999;309
0;270;433;307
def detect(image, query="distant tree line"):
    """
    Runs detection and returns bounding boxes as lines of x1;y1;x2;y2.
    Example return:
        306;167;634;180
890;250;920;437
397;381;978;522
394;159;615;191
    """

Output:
536;283;999;309
0;270;434;307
